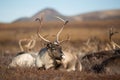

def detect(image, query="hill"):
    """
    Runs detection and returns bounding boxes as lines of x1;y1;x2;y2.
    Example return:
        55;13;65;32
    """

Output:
73;9;120;21
14;8;120;22
13;8;120;23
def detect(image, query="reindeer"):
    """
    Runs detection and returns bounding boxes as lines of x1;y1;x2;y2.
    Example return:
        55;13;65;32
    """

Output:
9;16;82;71
9;33;38;68
35;16;69;70
9;52;37;68
35;17;82;71
81;28;120;73
9;16;68;69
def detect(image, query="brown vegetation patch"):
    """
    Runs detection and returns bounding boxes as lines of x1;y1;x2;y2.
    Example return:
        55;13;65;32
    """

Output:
0;20;120;80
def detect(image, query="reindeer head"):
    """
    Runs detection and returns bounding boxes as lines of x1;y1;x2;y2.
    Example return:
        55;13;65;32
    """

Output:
45;42;63;60
36;16;69;60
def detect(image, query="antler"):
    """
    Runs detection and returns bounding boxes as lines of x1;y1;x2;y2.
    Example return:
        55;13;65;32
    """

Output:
109;28;118;41
18;36;36;52
19;39;25;52
36;16;69;44
35;18;50;42
108;28;120;49
55;16;69;43
24;35;36;51
59;34;70;44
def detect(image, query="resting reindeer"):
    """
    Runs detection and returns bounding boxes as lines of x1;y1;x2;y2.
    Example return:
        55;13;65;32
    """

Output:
9;16;67;69
54;17;82;71
35;17;69;70
9;35;38;68
9;52;37;68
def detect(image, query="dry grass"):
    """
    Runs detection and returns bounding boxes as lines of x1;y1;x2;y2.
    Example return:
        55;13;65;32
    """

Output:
0;20;120;80
0;52;120;80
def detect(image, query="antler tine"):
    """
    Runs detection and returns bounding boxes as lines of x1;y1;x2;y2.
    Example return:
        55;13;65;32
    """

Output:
108;27;120;49
25;36;36;51
18;38;29;52
35;17;50;43
109;27;119;41
19;39;24;52
55;16;69;43
60;34;71;44
56;16;69;25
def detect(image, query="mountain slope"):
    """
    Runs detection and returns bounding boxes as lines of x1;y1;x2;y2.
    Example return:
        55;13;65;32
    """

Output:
13;8;120;22
14;8;71;22
73;9;120;21
32;8;67;21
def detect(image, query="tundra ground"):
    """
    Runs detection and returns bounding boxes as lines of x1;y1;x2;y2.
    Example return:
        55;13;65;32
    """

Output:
0;20;120;80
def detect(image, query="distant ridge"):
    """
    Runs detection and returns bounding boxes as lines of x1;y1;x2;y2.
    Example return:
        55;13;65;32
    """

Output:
73;9;120;21
13;8;120;23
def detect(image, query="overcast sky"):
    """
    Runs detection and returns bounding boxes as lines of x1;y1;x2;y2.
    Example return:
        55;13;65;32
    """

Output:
0;0;120;23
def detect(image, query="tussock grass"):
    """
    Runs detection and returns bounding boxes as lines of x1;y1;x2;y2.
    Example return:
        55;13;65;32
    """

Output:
0;20;120;80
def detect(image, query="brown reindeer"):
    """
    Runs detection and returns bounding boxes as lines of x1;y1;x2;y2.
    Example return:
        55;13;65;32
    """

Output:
35;16;69;70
